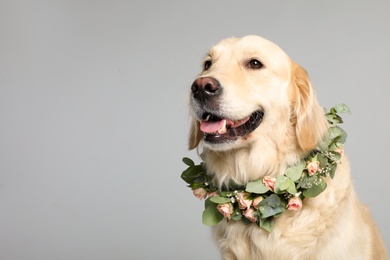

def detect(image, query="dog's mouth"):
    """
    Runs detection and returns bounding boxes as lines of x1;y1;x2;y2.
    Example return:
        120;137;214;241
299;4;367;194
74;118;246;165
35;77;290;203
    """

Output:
199;110;264;143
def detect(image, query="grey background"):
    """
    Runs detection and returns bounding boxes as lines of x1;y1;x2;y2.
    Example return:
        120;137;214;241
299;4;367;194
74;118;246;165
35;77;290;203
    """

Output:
0;1;389;259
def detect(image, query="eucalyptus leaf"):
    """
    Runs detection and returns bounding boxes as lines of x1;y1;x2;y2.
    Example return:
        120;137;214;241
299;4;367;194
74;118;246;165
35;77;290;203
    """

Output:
279;179;291;191
338;127;348;144
328;126;347;146
297;173;309;189
328;164;337;179
326;113;342;125
285;162;305;182
329;142;339;151
273;176;288;194
329;126;343;140
189;182;204;189
258;217;275;233
181;165;204;184
231;207;243;221
210;196;231;204
317;153;328;168
318;136;331;151
329;151;341;161
261;204;286;218
258;194;286;218
219;191;235;197
204;197;214;209
246;180;269;194
285;180;298;195
182;157;195;167
260;194;281;207
333;103;351;114
202;204;224;226
302;179;327;197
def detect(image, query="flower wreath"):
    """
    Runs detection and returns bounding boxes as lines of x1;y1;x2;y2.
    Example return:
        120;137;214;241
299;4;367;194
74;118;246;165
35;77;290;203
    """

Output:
181;104;350;232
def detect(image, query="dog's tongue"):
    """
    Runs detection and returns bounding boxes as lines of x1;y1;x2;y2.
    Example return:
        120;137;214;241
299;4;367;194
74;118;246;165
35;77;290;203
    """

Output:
200;119;226;134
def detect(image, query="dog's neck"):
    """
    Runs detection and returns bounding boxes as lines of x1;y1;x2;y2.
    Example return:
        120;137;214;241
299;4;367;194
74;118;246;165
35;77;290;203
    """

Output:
203;142;303;188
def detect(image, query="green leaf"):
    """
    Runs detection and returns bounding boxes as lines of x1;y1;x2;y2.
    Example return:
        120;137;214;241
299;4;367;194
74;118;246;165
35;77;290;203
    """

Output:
317;153;328;168
273;176;288;194
285;180;298;195
303;178;327;197
328;126;347;145
297;173;308;189
329;126;343;140
189;182;205;189
318;137;331;151
182;157;195;167
266;205;286;218
258;217;275;232
328;151;341;162
340;131;348;144
279;179;291;191
260;204;286;219
258;194;286;218
337;127;347;144
204;197;214;209
273;176;297;195
210;196;231;204
328;164;337;179
326;113;343;125
285;162;305;182
202;204;224;226
181;165;204;184
260;194;281;207
245;180;269;194
333;103;351;114
231;207;243;221
219;191;235;197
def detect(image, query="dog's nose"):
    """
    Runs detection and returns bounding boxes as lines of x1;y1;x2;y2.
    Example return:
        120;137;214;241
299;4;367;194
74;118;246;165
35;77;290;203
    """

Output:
191;77;222;100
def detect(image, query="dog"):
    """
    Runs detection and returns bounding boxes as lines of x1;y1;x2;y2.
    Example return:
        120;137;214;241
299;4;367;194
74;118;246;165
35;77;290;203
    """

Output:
187;35;388;259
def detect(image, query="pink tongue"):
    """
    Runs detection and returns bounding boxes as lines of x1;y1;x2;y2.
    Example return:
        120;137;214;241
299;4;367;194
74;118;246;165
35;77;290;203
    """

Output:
200;119;226;133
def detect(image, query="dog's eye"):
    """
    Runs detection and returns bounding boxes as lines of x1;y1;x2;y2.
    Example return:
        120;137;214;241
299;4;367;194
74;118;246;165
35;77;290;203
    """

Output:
204;60;212;71
248;59;263;69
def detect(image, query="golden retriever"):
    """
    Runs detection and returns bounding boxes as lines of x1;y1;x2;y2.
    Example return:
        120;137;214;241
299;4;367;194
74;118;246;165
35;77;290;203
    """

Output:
187;35;388;259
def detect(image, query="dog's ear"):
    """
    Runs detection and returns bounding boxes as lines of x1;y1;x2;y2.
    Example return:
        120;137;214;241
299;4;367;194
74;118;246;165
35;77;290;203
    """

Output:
290;63;328;152
188;119;203;150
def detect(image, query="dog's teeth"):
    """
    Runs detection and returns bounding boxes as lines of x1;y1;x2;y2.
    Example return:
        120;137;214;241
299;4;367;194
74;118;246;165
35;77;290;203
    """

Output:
205;114;211;121
218;120;227;134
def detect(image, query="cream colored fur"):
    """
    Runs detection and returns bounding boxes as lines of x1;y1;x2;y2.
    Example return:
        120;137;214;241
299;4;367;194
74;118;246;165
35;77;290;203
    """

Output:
188;35;388;259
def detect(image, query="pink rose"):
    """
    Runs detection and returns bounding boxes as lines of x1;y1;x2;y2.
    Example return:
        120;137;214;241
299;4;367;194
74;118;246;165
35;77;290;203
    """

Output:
307;161;320;176
217;203;233;219
252;196;263;209
192;188;207;200
243;207;256;223
287;197;302;211
237;192;252;210
263;176;276;192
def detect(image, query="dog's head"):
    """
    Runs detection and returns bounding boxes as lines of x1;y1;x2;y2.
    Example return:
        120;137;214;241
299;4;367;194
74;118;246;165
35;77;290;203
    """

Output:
188;35;328;154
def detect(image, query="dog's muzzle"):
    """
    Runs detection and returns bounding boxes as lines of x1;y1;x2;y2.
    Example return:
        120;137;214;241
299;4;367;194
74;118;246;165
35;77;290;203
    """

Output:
191;77;264;145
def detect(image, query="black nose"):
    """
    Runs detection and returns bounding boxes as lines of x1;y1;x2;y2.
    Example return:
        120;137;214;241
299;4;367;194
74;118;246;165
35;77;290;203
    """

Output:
191;77;222;101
